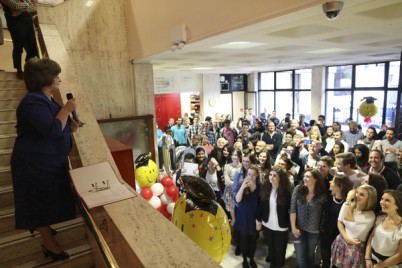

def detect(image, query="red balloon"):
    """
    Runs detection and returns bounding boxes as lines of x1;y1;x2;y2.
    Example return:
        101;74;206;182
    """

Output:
166;185;178;200
141;187;153;200
161;176;174;188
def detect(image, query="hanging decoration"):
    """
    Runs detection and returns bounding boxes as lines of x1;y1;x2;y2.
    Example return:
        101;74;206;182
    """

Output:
359;96;378;123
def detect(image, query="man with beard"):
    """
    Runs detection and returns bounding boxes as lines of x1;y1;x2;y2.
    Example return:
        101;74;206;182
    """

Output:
282;119;304;143
325;129;349;153
357;126;379;150
363;149;401;189
381;128;402;163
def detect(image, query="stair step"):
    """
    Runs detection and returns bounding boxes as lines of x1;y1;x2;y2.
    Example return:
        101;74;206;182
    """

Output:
0;207;18;238
0;109;16;121
0;79;26;89
0;166;12;186
2;241;92;267
0;89;26;99
0;99;21;109
0;71;23;81
0;218;87;264
0;185;14;210
0;133;16;150
0;120;17;135
0;148;12;166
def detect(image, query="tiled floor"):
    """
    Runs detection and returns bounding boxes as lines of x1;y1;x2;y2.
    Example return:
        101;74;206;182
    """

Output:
220;235;297;268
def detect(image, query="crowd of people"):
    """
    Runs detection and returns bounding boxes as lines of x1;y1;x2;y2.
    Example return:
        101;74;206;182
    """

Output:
157;111;402;268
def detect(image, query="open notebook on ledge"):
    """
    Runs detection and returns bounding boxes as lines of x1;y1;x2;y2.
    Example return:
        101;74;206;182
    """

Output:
69;161;135;209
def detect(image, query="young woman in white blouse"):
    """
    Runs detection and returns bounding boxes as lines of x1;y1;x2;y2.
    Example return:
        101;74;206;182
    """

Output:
331;184;377;267
365;190;402;268
256;166;291;268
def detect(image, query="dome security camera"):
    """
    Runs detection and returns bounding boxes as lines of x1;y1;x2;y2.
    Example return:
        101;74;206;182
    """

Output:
322;1;344;20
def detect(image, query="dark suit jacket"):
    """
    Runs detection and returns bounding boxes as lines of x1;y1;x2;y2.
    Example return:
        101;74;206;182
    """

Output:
256;188;291;228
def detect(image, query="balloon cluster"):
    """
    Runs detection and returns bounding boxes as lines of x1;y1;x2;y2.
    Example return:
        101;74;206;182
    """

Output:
141;176;178;220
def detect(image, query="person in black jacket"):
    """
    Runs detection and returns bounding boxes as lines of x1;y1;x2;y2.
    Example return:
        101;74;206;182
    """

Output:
256;166;291;267
363;149;401;190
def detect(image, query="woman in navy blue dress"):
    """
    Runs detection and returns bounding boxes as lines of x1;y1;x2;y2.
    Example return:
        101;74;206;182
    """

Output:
11;58;80;261
234;165;261;268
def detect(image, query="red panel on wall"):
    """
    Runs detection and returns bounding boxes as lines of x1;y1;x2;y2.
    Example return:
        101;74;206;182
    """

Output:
155;93;182;130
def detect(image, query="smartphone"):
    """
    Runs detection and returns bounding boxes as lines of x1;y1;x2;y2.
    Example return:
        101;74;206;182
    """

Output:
284;149;291;154
303;139;313;145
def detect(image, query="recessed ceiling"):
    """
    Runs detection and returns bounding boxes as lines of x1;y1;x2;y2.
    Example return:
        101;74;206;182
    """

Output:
135;0;402;74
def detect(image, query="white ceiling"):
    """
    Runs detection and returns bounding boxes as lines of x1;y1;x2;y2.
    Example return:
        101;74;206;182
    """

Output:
136;0;402;74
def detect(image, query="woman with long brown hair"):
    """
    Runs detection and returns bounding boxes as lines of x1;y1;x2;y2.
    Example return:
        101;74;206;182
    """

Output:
257;166;291;267
290;169;327;268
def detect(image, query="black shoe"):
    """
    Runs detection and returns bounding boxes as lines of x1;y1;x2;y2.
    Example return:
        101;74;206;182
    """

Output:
242;260;250;268
41;245;69;261
265;255;271;262
235;246;241;256
16;70;23;79
249;259;257;268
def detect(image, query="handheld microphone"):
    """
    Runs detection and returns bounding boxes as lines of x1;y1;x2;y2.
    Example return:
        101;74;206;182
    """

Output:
66;93;83;127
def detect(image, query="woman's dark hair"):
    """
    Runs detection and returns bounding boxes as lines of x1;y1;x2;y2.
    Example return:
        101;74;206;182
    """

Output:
221;144;232;163
24;58;61;92
353;144;370;168
260;166;290;205
332;174;353;199
230;148;243;165
259;150;272;170
329;141;345;159
382;190;402;217
183;153;195;162
298;169;326;200
367;173;388;213
282;158;293;170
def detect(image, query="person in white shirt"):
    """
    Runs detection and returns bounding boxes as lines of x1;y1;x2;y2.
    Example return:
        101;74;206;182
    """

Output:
332;152;366;188
331;185;377;268
365;190;402;268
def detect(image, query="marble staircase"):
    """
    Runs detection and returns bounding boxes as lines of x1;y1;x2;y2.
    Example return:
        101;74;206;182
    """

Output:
0;71;94;267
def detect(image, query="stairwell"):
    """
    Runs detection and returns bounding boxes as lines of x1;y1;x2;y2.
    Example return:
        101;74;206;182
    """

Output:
0;71;94;267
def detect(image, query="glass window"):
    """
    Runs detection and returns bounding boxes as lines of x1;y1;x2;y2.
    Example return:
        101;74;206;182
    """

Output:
294;91;311;122
326;90;351;127
388;61;400;88
355;63;385;87
276;91;293;119
327;65;352;89
276;71;292;89
352;91;384;132
260;72;274;90
295;69;312;89
386;90;398;127
259;91;274;116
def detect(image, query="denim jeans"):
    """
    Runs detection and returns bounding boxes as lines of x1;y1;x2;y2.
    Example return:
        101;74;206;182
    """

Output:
293;229;319;268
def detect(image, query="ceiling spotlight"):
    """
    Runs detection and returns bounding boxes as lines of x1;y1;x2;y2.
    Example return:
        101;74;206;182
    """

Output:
322;1;344;20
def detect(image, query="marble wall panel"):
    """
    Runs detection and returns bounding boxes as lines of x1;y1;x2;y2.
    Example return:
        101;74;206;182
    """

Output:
70;50;133;119
132;64;155;116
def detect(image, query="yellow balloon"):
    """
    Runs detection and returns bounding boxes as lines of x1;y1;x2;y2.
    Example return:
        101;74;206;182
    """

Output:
172;194;231;263
359;101;378;119
135;159;158;188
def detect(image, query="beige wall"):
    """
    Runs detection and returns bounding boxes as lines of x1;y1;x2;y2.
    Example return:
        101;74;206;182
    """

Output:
37;0;134;119
126;0;324;60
